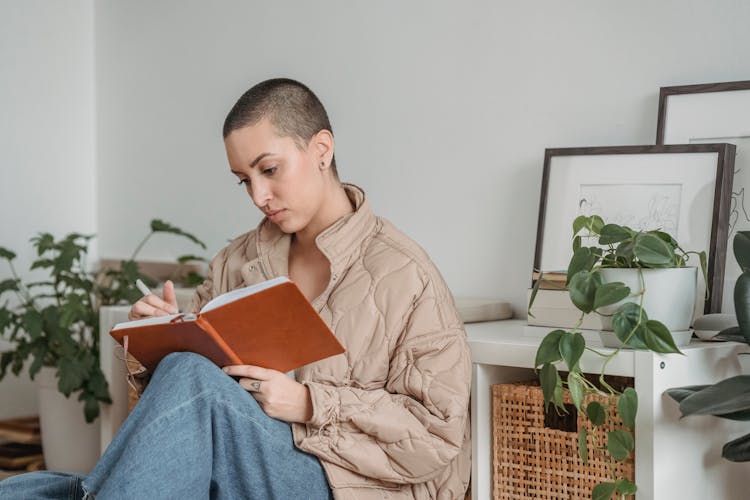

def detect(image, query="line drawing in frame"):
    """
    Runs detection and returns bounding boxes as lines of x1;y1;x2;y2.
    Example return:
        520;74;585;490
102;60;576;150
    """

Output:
657;80;750;313
533;144;735;315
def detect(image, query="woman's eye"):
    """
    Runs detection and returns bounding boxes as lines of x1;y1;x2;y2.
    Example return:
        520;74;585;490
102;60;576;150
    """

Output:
262;166;277;175
237;178;249;186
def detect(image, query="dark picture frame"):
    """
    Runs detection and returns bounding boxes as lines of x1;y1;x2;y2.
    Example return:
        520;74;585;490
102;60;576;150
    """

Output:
533;144;736;314
656;80;750;313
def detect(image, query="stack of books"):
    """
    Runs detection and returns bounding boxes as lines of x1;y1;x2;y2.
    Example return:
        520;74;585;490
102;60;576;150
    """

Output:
528;271;603;330
0;416;44;479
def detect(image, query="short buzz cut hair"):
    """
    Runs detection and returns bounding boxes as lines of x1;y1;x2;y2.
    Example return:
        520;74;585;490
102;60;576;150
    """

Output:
223;78;337;177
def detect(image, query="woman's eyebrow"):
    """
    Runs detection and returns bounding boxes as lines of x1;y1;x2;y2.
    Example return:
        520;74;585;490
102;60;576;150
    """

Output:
248;152;272;168
230;152;273;175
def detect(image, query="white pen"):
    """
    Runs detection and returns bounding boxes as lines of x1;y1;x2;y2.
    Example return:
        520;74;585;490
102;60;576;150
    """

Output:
135;279;152;297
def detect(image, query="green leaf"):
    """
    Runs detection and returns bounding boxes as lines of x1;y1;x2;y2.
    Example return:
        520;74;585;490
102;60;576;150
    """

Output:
593;281;630;310
615;240;635;262
735;272;750;344
58;357;88;396
83;394;100;423
0;247;16;260
698;250;709;299
568;372;585;411
665;384;710;404
642;320;682;354
150;219;207;249
0;279;19;295
577;428;589;464
30;259;54;270
633;232;674;265
33;233;55;256
22;310;43;340
567;247;597;280
607;429;634;461
572;235;582;253
678;375;750;417
592;481;617;500
586;401;605;426
618;387;637;430
598;224;632;245
722;432;750;462
653;230;678;247
735;231;750;272
568;270;602;313
535;330;564;367
611;302;648;349
573;215;588;236
185;271;204;287
29;346;46;379
589;215;605;234
0;351;13;379
540;363;561;408
559;332;585;371
176;254;207;264
616;477;637;495
0;309;13;332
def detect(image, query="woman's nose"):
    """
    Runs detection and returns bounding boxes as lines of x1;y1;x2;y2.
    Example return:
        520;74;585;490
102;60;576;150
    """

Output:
250;179;271;208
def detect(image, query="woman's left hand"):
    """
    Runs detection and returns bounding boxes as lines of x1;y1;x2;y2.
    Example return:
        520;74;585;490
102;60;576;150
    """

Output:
222;365;313;423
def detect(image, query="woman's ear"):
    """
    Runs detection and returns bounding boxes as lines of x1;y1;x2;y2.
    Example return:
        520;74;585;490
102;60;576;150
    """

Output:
312;129;334;169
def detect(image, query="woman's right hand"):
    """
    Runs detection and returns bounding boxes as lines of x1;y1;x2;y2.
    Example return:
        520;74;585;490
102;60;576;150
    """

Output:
127;279;179;320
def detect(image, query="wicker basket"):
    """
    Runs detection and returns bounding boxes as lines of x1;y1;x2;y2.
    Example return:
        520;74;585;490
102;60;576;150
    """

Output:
492;379;635;499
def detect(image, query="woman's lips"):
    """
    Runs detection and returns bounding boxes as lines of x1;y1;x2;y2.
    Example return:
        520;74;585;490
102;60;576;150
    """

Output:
267;209;285;221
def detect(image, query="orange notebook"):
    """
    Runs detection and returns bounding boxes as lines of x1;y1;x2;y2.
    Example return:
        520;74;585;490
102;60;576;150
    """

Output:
110;277;345;373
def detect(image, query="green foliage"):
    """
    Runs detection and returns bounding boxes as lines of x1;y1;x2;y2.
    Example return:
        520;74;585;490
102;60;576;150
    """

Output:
667;231;750;463
531;214;706;494
0;219;206;423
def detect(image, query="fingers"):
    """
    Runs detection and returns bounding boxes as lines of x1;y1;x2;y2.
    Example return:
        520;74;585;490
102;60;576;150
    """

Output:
222;365;273;380
162;280;178;310
127;294;178;320
239;379;263;393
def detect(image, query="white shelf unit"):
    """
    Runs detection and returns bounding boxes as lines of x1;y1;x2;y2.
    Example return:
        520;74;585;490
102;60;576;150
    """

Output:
466;319;750;500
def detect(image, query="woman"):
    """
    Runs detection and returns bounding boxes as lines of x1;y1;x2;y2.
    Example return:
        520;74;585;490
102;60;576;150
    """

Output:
1;78;471;499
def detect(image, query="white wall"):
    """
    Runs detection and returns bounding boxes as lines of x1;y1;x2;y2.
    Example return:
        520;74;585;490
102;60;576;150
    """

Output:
0;1;95;419
93;0;750;316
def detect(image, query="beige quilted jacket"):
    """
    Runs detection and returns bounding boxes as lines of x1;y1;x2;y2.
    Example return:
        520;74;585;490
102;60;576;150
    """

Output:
189;184;471;499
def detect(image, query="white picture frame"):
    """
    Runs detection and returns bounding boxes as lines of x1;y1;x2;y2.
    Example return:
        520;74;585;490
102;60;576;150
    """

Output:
657;80;750;313
533;144;735;314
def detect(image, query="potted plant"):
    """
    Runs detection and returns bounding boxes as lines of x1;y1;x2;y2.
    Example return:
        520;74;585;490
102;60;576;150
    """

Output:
666;230;750;462
529;214;707;499
0;219;206;472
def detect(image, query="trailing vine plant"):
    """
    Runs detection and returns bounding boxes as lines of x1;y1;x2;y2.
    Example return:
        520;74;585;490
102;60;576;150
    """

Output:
529;215;707;499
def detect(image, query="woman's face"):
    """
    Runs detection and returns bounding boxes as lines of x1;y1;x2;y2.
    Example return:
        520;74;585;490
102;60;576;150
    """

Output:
224;119;329;234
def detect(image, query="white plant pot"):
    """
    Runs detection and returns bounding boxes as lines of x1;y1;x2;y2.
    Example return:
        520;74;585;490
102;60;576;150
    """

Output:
36;366;100;473
596;267;698;332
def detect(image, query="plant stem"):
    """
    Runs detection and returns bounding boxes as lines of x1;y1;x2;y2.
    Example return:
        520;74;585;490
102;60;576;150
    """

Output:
130;231;154;261
7;260;36;309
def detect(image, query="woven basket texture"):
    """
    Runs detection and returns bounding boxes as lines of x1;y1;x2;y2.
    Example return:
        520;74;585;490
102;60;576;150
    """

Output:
492;379;635;499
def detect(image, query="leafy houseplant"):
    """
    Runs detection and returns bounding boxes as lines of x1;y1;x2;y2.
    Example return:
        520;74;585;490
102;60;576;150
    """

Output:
530;214;708;499
667;230;750;462
0;220;206;423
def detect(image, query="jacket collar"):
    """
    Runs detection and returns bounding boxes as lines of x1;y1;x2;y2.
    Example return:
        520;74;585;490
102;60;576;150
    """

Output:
251;183;378;282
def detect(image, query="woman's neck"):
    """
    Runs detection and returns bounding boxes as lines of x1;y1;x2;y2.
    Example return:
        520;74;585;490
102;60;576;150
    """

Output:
293;183;353;252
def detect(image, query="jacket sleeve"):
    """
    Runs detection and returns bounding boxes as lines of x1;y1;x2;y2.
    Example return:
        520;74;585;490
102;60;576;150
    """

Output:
187;245;229;313
296;282;472;484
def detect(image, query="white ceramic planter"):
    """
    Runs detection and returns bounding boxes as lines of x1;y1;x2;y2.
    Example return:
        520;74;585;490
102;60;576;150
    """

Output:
36;366;100;473
596;267;698;332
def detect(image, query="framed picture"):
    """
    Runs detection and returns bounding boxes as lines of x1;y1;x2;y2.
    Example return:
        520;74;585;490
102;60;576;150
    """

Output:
533;144;735;314
657;80;750;313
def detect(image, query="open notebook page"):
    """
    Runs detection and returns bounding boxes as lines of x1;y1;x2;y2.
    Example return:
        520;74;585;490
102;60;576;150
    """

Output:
112;276;291;330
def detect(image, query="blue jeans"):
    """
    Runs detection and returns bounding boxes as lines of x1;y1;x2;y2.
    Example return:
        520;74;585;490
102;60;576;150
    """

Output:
0;352;333;499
